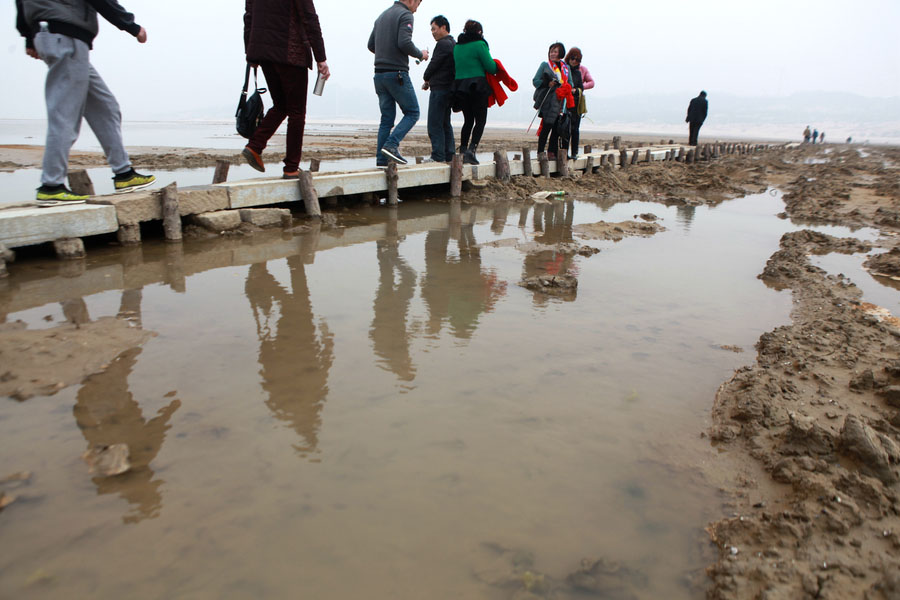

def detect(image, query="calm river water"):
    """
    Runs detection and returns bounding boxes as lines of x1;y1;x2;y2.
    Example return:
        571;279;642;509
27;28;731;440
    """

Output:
0;190;889;598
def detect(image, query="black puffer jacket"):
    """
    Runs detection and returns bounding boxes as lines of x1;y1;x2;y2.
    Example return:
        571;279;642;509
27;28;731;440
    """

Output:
244;0;326;68
17;0;141;49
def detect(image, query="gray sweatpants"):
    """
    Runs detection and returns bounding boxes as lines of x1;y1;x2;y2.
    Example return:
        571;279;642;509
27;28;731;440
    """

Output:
33;32;131;186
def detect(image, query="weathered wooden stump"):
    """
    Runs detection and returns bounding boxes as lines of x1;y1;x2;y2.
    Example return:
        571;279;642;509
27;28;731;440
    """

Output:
494;150;510;181
385;162;399;206
584;144;592;154
645;150;652;163
585;156;595;173
68;170;95;196
604;143;610;151
53;237;85;260
161;183;182;242
309;158;321;172
556;152;568;177
600;154;608;167
117;224;141;245
522;146;533;177
631;149;640;165
212;160;230;184
539;152;550;177
0;243;12;278
298;169;323;217
613;137;620;149
450;154;462;197
415;156;424;164
619;149;629;169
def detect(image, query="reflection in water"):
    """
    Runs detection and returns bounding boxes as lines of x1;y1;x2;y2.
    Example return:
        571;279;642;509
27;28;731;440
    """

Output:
676;204;696;232
524;200;579;304
74;338;180;524
370;238;418;382
245;255;334;457
421;208;507;340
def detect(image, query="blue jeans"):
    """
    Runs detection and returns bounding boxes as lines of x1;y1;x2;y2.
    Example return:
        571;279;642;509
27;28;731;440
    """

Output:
427;88;455;162
374;71;420;164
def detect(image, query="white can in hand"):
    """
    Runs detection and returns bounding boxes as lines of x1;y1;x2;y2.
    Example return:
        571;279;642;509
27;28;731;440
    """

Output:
313;72;325;96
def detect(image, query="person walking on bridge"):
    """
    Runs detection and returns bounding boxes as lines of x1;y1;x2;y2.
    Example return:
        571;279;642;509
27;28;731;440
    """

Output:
241;0;329;179
16;0;156;206
685;91;708;146
368;0;429;166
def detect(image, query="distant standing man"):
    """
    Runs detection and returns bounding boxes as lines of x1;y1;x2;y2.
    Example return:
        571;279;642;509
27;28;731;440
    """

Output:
15;0;156;206
803;126;811;143
685;91;708;146
422;15;455;163
368;0;429;166
812;129;819;144
242;0;329;179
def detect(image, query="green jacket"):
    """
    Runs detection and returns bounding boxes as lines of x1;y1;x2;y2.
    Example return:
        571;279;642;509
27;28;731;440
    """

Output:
453;39;497;80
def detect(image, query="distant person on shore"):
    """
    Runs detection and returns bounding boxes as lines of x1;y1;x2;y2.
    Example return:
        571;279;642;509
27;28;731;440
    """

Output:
451;20;497;165
15;0;156;206
803;126;811;143
368;0;429;166
533;42;573;160
422;15;455;163
564;47;594;159
685;91;708;146
241;0;329;179
812;129;819;144
820;131;825;144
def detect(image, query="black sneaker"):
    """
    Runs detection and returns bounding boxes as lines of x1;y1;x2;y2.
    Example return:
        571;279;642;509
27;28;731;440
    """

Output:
380;146;408;165
113;169;156;193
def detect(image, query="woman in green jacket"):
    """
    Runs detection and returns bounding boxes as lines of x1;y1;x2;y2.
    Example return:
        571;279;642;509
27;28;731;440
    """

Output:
452;20;497;164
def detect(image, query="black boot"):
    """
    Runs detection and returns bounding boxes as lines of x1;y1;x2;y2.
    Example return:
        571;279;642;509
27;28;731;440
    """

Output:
463;144;479;165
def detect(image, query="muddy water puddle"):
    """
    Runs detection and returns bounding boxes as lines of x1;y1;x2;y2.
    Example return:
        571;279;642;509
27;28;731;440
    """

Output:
0;190;848;599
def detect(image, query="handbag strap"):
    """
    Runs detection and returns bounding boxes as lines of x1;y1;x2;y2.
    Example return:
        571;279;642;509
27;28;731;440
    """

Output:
242;63;253;97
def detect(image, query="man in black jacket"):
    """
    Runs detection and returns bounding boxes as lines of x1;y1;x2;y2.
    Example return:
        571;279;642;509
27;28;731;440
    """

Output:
16;0;156;206
685;91;708;146
422;15;455;163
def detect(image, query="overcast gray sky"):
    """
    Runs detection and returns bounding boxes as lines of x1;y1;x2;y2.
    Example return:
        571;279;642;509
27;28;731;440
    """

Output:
2;0;899;122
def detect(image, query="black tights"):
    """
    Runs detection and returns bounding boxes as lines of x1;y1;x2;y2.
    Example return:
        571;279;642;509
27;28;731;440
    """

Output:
537;118;559;154
459;91;489;150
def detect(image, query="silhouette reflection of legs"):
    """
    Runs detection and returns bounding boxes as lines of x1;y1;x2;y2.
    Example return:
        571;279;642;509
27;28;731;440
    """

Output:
370;238;417;381
245;255;334;457
74;345;180;524
676;204;697;232
523;200;578;305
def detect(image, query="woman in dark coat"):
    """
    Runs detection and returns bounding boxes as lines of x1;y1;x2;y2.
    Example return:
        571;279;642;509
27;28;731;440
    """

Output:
452;20;497;165
532;42;572;160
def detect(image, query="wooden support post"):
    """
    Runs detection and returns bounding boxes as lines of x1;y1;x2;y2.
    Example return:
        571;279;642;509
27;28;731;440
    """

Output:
494;150;510;181
68;170;95;197
619;149;629;169
613;137;620;149
212;160;230;184
513;154;521;161
556;152;568;177
604;143;610;151
298;169;323;217
450;154;462;197
645;150;652;163
585;156;595;173
161;183;182;242
584;144;592;154
539;152;550;177
631;149;640;165
53;237;85;260
117;224;141;245
522;147;533;177
309;158;321;172
0;243;12;279
415;156;424;164
600;154;608;167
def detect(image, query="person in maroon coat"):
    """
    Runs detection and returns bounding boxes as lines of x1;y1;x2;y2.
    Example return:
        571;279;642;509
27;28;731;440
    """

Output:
242;0;329;178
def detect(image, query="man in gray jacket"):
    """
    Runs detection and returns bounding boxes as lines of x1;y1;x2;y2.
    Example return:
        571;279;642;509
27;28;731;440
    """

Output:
16;0;155;206
368;0;429;166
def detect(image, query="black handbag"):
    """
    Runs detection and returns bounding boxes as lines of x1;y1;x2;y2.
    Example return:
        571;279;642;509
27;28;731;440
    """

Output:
555;110;572;149
235;64;267;138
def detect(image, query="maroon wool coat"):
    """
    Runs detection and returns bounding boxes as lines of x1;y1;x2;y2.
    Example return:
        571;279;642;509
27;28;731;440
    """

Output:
244;0;326;68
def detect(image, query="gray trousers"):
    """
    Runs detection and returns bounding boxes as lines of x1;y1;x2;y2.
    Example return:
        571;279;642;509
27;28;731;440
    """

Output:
33;32;131;186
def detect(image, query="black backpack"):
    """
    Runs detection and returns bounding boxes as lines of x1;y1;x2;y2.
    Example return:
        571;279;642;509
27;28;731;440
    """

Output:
235;64;267;138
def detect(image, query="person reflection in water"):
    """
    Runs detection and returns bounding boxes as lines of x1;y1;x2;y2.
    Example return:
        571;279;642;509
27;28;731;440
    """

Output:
245;255;334;457
420;206;507;339
73;288;178;524
370;238;418;381
524;200;578;304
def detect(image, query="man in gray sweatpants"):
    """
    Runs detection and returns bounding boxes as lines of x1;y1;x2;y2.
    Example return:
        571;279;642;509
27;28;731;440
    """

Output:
16;0;156;206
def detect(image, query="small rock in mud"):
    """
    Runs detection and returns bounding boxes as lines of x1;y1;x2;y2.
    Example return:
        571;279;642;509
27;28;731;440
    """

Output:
565;557;646;598
636;213;658;221
519;275;578;295
838;415;898;484
573;220;665;242
0;471;32;485
0;492;15;511
865;247;900;279
716;344;743;353
82;444;131;477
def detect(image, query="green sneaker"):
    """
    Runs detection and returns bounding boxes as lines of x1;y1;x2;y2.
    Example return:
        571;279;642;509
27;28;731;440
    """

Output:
113;169;156;193
36;185;88;208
